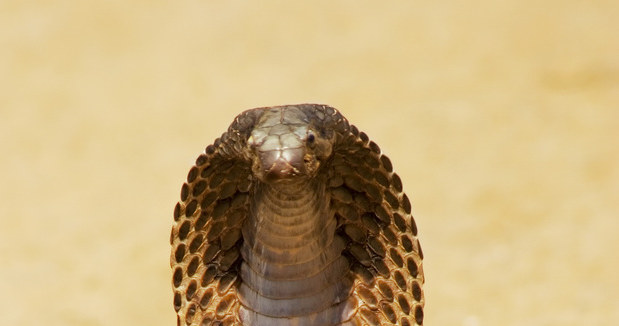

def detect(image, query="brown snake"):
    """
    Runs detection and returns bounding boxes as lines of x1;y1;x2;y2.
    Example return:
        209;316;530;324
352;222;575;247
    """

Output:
171;104;424;325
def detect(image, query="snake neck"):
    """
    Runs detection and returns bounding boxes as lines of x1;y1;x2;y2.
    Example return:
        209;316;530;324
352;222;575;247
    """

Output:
239;179;353;325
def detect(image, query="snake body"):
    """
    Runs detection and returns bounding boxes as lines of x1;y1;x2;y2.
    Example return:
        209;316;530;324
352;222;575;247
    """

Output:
171;105;424;325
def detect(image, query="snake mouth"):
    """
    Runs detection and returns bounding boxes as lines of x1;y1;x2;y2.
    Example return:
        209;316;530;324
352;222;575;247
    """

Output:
257;148;307;182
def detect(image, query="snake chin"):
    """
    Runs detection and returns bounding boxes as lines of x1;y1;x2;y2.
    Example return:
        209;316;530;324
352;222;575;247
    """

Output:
250;148;323;184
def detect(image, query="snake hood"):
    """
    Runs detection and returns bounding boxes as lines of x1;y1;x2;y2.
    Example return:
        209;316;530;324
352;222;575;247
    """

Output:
171;104;424;326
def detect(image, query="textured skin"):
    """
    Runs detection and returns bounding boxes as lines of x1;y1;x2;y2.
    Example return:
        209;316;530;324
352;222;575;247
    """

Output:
171;104;424;325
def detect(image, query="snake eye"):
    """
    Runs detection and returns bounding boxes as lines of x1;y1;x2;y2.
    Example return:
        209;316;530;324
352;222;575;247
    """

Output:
306;132;315;146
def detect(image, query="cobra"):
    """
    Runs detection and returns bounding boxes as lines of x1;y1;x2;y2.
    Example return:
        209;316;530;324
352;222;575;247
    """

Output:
171;104;424;325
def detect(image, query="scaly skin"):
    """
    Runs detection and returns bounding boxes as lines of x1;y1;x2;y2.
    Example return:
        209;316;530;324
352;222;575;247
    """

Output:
171;104;424;325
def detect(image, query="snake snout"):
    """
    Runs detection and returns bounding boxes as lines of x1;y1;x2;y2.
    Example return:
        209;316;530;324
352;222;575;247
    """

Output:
258;148;307;182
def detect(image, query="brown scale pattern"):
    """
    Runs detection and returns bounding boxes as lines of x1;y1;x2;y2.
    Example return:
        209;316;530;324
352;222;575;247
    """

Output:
171;105;424;325
328;126;425;326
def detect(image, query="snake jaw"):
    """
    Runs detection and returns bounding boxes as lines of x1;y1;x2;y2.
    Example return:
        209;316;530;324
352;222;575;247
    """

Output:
250;136;330;183
257;148;306;182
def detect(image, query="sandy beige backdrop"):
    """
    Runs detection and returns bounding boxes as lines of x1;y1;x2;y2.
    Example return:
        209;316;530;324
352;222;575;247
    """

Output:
1;1;618;325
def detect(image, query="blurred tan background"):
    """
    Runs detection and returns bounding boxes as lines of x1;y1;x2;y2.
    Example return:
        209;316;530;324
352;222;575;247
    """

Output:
1;1;618;325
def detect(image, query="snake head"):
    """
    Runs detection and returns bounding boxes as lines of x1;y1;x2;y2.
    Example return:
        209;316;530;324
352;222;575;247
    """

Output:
247;106;333;183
